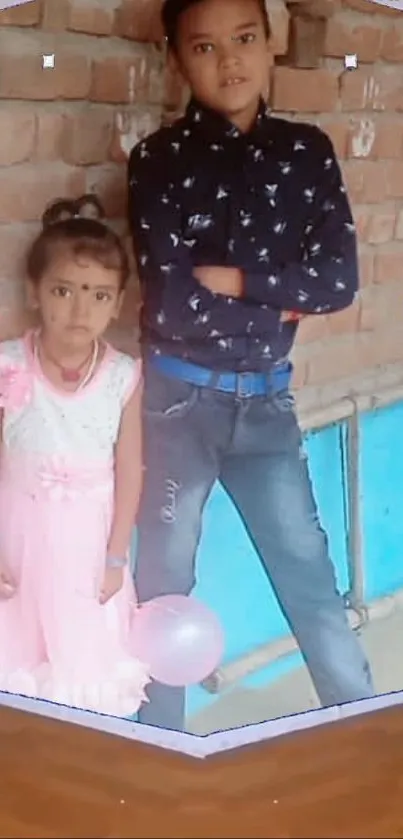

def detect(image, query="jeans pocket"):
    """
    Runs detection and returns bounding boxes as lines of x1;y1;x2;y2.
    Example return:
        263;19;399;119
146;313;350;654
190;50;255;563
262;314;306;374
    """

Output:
143;368;199;420
271;389;296;414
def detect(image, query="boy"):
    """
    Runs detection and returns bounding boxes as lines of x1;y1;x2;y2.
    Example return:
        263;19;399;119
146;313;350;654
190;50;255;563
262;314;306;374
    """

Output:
128;0;374;732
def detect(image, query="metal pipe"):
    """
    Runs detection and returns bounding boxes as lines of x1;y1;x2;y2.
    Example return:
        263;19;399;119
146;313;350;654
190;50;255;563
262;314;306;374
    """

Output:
201;590;403;695
297;381;403;434
343;401;367;623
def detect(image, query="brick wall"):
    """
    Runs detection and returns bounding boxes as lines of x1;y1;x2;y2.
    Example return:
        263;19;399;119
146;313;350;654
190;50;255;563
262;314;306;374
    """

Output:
0;0;402;412
273;0;403;413
0;0;164;350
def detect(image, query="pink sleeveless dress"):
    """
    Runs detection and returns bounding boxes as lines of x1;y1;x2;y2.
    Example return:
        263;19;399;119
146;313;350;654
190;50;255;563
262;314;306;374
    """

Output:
0;333;149;717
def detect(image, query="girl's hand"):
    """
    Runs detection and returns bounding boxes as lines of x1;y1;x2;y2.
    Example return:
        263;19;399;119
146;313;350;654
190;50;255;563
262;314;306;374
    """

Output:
99;566;124;605
0;563;16;599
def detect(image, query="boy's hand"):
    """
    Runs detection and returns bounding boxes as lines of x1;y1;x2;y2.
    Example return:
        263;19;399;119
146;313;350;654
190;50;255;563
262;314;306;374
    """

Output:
0;563;16;599
193;266;243;298
193;267;305;320
99;566;124;605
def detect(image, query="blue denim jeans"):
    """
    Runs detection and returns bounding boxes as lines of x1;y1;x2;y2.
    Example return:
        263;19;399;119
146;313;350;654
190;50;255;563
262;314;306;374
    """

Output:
135;364;374;731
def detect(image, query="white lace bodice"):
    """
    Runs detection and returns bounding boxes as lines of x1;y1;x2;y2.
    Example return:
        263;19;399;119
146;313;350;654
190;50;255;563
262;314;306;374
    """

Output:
0;336;141;466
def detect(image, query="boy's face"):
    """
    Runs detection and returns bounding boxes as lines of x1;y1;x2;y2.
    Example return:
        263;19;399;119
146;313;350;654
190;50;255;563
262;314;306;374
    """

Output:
173;0;271;132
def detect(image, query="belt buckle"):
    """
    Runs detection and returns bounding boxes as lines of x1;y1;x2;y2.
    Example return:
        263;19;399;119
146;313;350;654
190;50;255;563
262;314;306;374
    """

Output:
236;372;255;398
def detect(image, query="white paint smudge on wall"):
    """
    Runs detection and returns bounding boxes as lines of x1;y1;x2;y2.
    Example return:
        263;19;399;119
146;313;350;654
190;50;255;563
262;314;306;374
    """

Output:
116;112;160;158
351;119;376;158
128;65;136;105
362;77;382;111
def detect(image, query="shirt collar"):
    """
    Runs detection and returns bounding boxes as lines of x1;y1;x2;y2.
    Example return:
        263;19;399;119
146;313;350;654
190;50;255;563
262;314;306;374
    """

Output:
184;96;273;146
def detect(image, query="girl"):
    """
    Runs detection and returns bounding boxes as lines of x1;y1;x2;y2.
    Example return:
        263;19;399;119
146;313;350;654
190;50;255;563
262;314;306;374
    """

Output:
0;194;150;717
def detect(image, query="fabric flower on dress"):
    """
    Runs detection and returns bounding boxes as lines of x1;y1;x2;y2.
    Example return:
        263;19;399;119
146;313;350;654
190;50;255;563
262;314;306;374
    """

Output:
0;364;33;411
38;455;112;502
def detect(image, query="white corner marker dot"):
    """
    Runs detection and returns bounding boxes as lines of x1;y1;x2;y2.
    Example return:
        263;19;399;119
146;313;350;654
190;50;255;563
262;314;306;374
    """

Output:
42;54;55;69
344;54;358;70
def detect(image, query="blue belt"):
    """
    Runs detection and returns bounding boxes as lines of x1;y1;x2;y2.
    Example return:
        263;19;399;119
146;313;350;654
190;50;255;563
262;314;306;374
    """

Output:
148;353;292;398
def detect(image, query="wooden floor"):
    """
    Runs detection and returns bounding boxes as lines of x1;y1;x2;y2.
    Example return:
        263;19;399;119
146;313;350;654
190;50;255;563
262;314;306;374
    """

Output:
1;703;403;838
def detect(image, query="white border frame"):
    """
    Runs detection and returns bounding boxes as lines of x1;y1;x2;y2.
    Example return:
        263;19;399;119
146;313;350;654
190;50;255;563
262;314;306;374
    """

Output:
1;688;402;759
0;0;35;9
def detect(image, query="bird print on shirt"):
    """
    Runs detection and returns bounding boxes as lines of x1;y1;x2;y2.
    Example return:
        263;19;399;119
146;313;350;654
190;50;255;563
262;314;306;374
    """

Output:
128;97;359;372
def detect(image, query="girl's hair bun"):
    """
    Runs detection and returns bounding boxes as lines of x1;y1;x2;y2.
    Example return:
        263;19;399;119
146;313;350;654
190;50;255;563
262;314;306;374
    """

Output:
41;194;106;229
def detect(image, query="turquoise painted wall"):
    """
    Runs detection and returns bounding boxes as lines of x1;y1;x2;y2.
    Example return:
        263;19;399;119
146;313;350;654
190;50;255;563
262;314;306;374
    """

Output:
186;400;403;718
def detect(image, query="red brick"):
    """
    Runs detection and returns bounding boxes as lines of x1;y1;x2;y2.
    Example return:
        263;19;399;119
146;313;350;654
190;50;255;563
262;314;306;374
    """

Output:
0;224;39;279
352;207;370;242
148;58;168;106
41;0;70;31
372;120;403;159
358;289;374;333
106;323;139;357
285;15;326;70
90;57;151;105
61;108;114;165
68;0;114;36
0;0;41;25
385;161;403;199
327;299;360;337
0;275;34;341
341;68;403;113
34;110;66;161
291;363;308;390
318;119;348;159
305;335;363;386
374;247;403;285
0;309;33;343
341;161;387;204
359;328;403;370
0;166;86;224
396;210;403;240
265;0;290;56
381;28;403;62
163;65;186;114
116;283;140;329
86;165;127;218
0;49;91;101
115;0;163;43
358;249;374;287
366;211;396;246
271;68;338;113
359;282;400;333
0;107;35;165
295;314;328;345
306;326;403;386
324;20;383;63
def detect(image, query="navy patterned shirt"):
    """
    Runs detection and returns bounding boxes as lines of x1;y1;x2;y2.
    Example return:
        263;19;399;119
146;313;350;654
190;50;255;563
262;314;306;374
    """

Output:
128;97;358;372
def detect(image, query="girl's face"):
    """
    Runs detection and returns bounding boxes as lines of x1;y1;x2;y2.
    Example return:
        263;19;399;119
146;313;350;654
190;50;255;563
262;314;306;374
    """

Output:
28;254;124;351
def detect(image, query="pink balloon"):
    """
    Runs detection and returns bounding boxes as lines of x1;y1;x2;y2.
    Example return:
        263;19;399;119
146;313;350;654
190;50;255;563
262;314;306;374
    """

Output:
129;595;225;687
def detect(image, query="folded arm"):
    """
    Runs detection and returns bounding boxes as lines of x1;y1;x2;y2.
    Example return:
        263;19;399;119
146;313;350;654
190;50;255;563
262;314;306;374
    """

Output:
241;131;358;314
195;132;358;316
128;143;246;340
